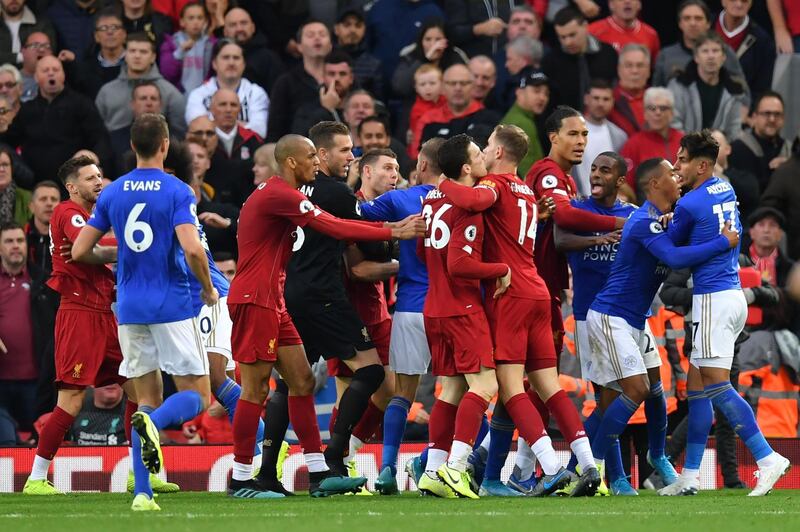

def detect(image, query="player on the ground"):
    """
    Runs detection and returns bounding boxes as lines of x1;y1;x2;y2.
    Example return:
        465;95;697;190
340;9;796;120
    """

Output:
72;114;217;511
439;124;599;497
22;156;136;495
361;137;444;494
659;130;791;497
586;155;739;495
417;135;505;499
226;134;424;498
557;155;678;496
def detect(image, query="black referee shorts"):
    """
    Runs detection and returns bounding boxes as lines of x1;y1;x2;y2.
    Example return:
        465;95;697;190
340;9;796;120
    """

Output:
292;300;374;363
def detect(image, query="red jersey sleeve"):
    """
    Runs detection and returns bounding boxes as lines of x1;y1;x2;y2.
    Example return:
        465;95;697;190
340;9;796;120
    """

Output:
439;178;498;212
533;171;618;232
271;184;323;227
59;205;90;243
447;213;508;280
307;209;393;241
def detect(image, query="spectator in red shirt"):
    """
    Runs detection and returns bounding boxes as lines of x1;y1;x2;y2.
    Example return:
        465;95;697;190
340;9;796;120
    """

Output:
588;0;660;62
620;86;683;193
608;43;650;137
767;0;800;54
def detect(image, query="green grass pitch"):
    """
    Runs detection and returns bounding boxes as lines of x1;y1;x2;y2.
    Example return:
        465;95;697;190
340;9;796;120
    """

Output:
3;491;800;532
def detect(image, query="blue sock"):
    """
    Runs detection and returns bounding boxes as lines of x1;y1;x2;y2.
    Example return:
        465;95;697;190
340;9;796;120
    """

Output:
216;378;264;456
474;414;489;450
591;394;639;461
606;438;626;482
706;382;773;462
132;404;155;497
149;390;204;429
567;409;601;472
485;414;514;482
685;391;713;470
419;447;429;470
645;381;668;459
381;396;411;475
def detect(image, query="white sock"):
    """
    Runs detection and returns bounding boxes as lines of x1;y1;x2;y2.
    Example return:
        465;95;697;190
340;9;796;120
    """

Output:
514;437;536;480
345;435;365;465
531;436;561;476
681;468;700;481
756;451;779;469
30;455;52;481
479;432;491;452
570;436;596;473
232;460;253;481
425;448;448;474
304;452;328;473
446;440;473;472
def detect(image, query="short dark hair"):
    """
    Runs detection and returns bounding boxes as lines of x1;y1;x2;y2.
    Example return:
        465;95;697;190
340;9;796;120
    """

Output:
693;31;725;51
752;90;785;114
211;38;242;62
635;157;666;192
126;32;155;53
680;129;719;163
212;251;235;263
180;1;208;19
419;137;445;174
357;115;388;138
309;121;350;150
58;155;97;185
94;6;124;27
544;105;582;135
359;148;397;176
677;0;711;24
437;134;473;180
164;141;194;184
596;151;628;178
589;78;613;91
324;49;353;67
130;113;169;158
493;124;529;165
131;80;161;101
553;6;585;27
0;221;24;239
296;19;330;43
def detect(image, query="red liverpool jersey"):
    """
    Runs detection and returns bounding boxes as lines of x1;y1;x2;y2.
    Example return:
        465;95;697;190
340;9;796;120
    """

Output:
47;200;116;311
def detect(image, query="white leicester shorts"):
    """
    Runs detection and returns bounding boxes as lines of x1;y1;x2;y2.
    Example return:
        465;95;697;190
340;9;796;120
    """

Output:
586;309;659;387
198;296;235;372
118;317;208;379
690;289;747;370
578;317;660;384
389;311;431;375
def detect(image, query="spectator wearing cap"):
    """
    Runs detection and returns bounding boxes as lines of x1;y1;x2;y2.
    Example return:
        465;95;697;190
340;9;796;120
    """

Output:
72;7;127;99
715;0;775;97
291;50;355;136
574;79;627;196
333;6;382;101
223;6;284;95
96;32;187;138
729;91;792;195
500;67;551;177
119;0;172;50
392;18;468;100
760;144;800;260
0;0;57;67
267;20;332;142
542;7;617;110
607;43;650;137
588;0;660;62
668;32;746;143
444;0;514;58
710;129;759;229
159;1;216;94
185;39;268;138
620;87;683;191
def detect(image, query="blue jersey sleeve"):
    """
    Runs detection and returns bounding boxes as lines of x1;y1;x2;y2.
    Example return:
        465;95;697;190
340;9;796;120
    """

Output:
667;203;694;245
173;184;197;228
643;228;729;270
361;192;397;222
88;188;112;233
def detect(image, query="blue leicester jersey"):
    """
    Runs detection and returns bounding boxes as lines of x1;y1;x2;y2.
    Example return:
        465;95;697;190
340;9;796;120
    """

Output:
88;168;198;325
667;176;742;294
360;184;434;313
567;198;636;321
188;223;230;315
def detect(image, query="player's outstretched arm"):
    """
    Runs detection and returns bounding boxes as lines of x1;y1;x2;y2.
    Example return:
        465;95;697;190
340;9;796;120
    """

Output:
344;244;399;283
647;221;739;270
176;223;218;306
439;179;497;212
551;194;622;232
308;209;425;241
553;225;622;252
71;225;106;264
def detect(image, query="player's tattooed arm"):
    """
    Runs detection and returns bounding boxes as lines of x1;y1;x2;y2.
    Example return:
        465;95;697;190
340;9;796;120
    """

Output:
553;226;621;252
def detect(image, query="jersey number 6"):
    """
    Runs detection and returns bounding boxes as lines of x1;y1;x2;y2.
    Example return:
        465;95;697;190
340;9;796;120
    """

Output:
124;203;154;253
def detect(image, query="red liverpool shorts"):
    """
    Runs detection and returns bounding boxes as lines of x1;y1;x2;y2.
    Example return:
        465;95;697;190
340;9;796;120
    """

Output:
486;296;557;372
424;312;495;377
229;303;302;363
327;318;392;377
55;303;125;388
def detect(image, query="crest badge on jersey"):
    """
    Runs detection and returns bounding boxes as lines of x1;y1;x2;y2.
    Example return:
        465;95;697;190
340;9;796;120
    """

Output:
71;214;86;228
464;225;477;242
649;221;663;234
299;199;314;214
541;175;558;189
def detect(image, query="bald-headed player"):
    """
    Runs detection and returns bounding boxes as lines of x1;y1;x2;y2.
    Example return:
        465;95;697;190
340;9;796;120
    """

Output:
226;134;425;498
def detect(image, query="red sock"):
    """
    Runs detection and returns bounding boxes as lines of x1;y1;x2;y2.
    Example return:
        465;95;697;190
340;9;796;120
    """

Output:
545;389;586;443
453;392;489;446
428;399;458;451
504;393;547;444
36;407;75;460
232;399;262;464
329;406;338;437
352;400;383;442
288;395;323;454
527;388;551;428
124;401;137;444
